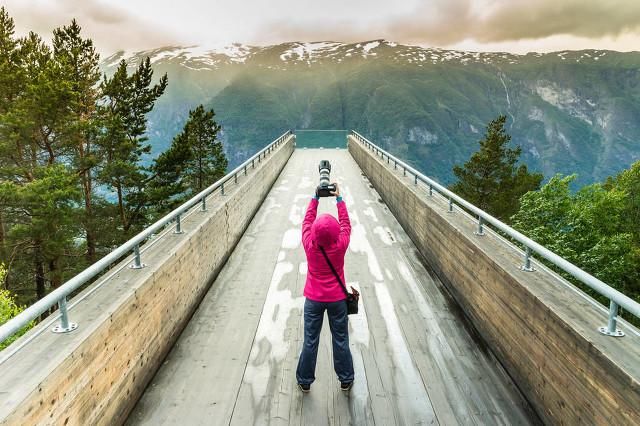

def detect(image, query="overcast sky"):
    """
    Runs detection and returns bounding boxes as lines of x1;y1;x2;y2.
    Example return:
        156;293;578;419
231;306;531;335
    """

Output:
3;0;640;54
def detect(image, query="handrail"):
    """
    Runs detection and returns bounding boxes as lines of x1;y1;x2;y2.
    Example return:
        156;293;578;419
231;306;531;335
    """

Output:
350;130;639;337
0;130;293;346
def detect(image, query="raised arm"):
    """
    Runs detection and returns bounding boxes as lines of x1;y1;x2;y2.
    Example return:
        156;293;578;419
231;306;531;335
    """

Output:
336;198;351;251
330;183;351;251
302;197;319;250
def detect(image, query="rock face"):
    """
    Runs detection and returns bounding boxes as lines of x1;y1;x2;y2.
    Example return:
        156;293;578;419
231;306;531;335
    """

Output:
102;41;640;186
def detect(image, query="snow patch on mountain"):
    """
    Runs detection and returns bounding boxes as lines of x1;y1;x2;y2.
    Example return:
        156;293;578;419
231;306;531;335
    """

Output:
102;41;618;73
362;41;380;53
280;41;343;61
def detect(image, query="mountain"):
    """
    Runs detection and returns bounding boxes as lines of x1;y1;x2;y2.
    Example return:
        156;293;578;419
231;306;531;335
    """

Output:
101;40;640;186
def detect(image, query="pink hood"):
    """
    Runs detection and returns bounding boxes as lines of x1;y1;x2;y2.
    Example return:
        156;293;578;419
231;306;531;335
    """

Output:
311;213;340;247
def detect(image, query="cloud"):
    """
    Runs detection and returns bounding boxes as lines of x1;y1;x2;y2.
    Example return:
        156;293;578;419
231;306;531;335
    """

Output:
388;0;640;45
257;0;640;49
3;0;640;53
2;0;184;53
249;18;378;45
478;1;640;42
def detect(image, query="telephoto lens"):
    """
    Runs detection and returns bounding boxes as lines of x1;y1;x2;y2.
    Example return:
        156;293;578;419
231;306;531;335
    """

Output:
316;160;336;197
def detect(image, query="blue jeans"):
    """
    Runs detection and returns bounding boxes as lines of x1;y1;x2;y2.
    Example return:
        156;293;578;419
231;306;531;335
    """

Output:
296;298;354;385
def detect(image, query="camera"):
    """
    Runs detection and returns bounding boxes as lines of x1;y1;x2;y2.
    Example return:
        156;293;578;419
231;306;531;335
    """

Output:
316;160;336;197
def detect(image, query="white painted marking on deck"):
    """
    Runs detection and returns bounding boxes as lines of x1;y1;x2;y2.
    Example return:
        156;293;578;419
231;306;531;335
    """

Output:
348;209;383;281
289;195;310;225
244;259;303;404
363;207;378;222
346;281;371;419
373;226;394;245
385;269;394;280
255;197;282;228
298;176;314;189
273;184;290;192
374;281;436;422
348;282;369;347
282;228;301;249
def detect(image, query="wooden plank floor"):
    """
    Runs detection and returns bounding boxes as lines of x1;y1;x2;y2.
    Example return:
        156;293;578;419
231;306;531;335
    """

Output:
126;149;539;426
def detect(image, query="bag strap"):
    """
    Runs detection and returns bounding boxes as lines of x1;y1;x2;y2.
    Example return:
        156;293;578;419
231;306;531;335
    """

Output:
319;246;349;297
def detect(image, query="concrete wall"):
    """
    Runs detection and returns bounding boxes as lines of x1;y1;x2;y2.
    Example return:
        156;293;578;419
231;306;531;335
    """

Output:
0;136;294;426
348;136;640;425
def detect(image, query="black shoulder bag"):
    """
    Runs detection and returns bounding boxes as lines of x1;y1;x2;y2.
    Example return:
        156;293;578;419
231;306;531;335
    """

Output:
319;247;360;315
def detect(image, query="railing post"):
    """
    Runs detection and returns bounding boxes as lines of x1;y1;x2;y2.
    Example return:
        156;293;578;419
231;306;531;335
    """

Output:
130;244;146;269
394;160;397;170
429;184;433;196
599;301;625;337
448;197;454;213
403;167;406;176
51;297;78;333
521;246;535;272
234;173;238;184
414;174;418;185
221;182;225;196
252;159;255;168
174;214;184;234
244;165;247;176
201;196;207;212
475;216;485;236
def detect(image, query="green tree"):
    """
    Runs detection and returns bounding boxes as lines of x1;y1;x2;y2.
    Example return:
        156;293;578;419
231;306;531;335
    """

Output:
99;58;168;234
181;105;227;192
512;174;640;304
450;115;543;220
0;8;172;309
0;26;83;301
52;19;102;263
0;7;21;269
149;131;192;212
605;161;640;244
0;263;34;350
150;105;227;210
0;166;82;300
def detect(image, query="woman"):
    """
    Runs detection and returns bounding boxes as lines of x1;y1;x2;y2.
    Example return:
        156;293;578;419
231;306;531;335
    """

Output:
296;182;354;393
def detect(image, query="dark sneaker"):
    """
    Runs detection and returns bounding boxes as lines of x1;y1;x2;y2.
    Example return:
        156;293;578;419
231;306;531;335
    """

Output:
340;381;353;392
298;383;311;393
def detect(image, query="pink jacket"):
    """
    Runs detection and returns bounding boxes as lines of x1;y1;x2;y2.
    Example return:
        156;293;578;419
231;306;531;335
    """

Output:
302;198;351;302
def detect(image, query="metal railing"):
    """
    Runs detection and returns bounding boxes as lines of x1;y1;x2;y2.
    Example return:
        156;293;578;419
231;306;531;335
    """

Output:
0;131;293;347
350;130;640;337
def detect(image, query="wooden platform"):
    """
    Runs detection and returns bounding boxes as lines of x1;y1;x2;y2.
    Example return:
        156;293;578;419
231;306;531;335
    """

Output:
126;149;539;425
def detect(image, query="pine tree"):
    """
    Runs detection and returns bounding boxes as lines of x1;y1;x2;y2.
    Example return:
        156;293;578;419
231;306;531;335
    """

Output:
184;105;227;192
150;105;227;210
148;131;192;212
0;26;83;301
52;19;102;264
0;7;20;274
99;58;168;234
450;115;543;220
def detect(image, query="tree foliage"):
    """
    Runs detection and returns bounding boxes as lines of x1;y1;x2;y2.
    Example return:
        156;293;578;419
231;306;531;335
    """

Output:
0;8;227;326
512;168;640;310
150;105;227;211
450;115;543;220
99;58;168;234
0;263;34;350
